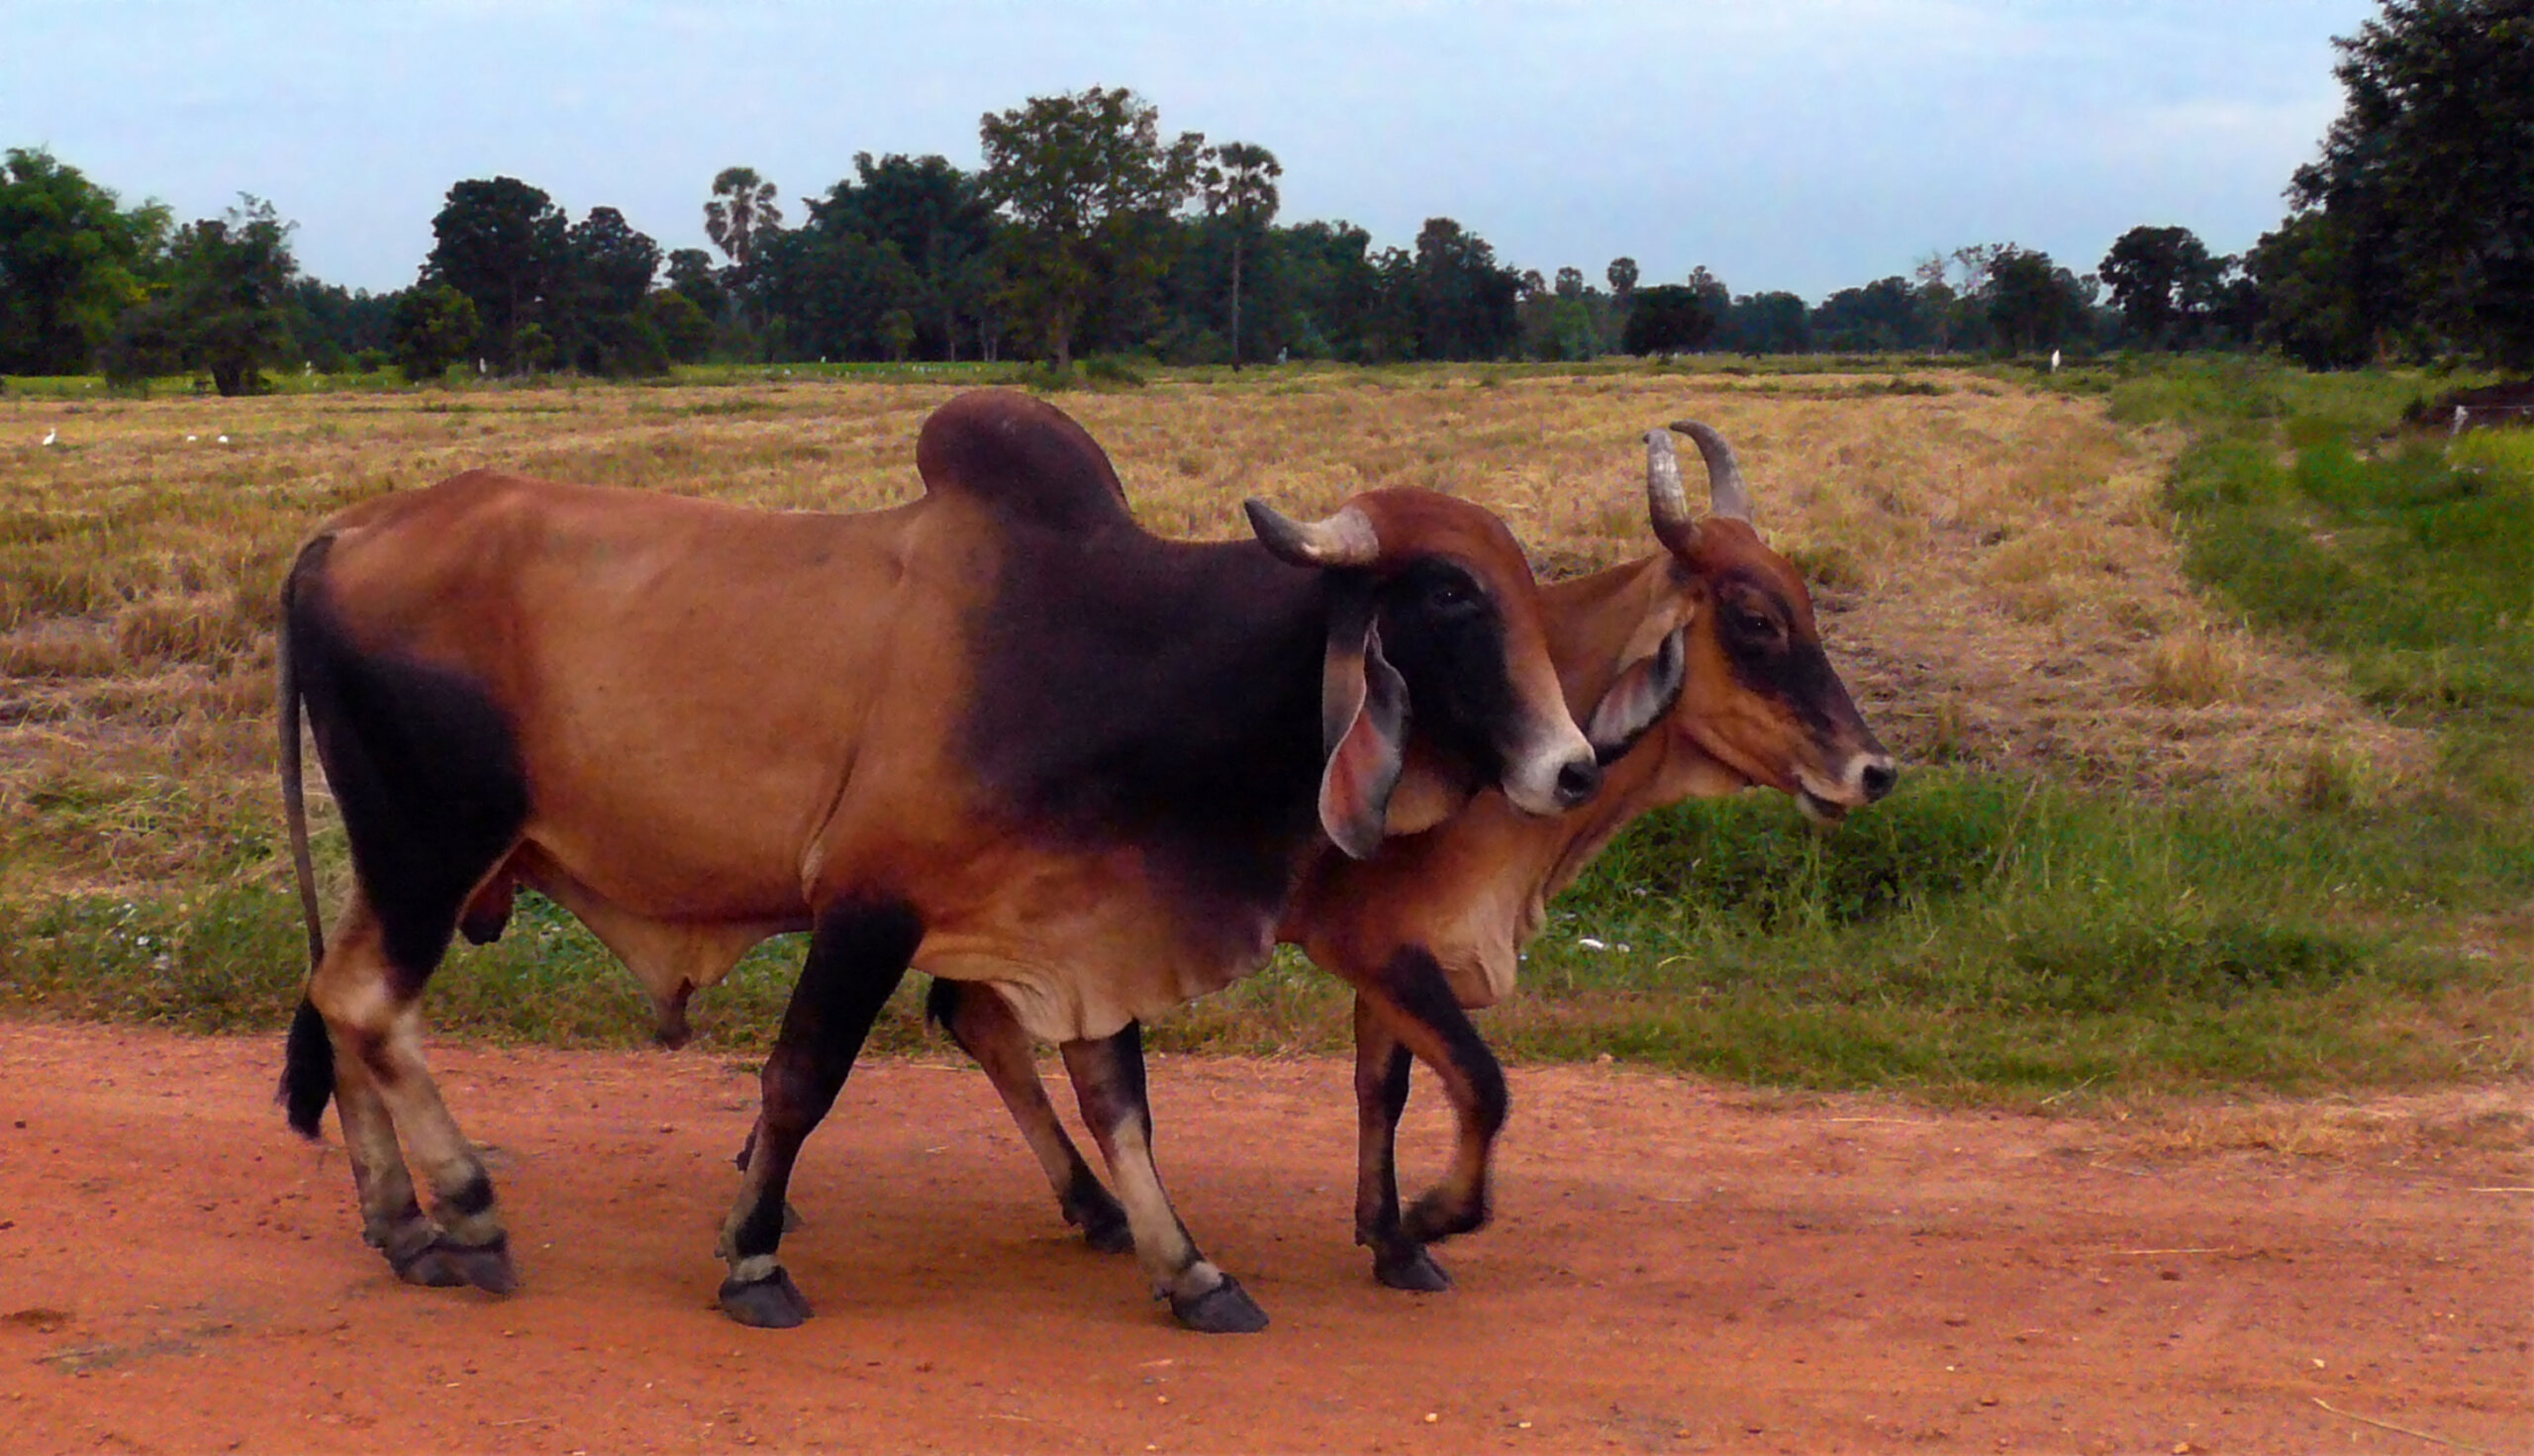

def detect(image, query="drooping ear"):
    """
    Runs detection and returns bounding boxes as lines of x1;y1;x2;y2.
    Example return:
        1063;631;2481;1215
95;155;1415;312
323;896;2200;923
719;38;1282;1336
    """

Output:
1317;591;1411;859
1585;627;1686;763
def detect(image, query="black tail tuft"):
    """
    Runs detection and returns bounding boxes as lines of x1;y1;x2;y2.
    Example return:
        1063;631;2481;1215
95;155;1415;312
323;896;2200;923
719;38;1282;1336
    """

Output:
279;997;336;1137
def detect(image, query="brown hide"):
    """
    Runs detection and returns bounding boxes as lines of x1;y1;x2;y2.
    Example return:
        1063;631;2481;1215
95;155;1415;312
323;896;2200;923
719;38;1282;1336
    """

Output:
299;392;1589;1046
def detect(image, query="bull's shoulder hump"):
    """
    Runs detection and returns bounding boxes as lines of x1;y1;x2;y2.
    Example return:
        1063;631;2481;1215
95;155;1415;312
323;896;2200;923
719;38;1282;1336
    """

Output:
914;389;1135;534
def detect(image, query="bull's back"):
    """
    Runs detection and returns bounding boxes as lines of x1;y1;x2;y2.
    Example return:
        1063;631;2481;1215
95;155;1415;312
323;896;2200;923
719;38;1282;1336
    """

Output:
307;470;934;918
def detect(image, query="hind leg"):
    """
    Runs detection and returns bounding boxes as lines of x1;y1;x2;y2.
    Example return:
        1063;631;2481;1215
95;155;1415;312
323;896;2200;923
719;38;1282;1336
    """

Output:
931;980;1130;1253
307;892;514;1293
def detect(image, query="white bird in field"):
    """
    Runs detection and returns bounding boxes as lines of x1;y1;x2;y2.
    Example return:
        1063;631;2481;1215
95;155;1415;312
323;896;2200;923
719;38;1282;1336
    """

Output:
217;434;232;444
2050;347;2062;372
41;428;57;446
186;435;198;442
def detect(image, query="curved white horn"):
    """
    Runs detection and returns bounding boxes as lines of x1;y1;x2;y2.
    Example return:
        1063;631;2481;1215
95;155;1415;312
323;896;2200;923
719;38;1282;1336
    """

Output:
1667;420;1754;523
1245;498;1380;567
1643;429;1700;554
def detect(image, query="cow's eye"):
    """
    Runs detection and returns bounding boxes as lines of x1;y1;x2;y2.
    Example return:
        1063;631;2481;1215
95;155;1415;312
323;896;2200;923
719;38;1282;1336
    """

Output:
1734;609;1778;639
1428;578;1478;612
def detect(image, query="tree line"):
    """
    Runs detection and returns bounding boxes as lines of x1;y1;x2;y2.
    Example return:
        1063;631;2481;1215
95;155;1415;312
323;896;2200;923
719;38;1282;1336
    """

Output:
2;2;2522;392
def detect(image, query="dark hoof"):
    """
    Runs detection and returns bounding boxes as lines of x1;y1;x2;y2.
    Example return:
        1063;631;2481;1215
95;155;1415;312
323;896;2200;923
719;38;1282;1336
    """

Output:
1403;1191;1489;1246
391;1246;468;1289
782;1201;806;1234
1373;1242;1453;1293
437;1235;518;1295
719;1268;814;1328
1170;1276;1269;1334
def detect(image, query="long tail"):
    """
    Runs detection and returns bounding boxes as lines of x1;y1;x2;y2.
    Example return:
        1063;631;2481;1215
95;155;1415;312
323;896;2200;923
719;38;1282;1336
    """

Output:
276;538;336;1138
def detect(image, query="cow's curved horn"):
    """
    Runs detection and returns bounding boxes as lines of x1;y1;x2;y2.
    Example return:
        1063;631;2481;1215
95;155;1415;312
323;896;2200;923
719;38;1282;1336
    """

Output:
1668;420;1754;522
1245;498;1381;567
1643;429;1701;555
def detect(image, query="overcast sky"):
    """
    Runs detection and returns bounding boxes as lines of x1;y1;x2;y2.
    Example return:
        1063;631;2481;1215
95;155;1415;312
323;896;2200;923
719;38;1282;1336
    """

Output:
2;0;2374;301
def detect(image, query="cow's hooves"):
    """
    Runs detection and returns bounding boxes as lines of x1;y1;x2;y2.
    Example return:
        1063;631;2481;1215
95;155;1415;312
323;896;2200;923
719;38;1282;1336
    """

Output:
1170;1276;1269;1334
782;1202;806;1234
438;1235;518;1295
719;1268;814;1328
1373;1243;1453;1293
392;1246;467;1289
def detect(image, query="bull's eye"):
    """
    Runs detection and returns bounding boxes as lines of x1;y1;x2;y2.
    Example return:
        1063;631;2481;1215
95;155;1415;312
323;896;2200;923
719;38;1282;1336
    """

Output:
1733;609;1777;639
1428;578;1479;612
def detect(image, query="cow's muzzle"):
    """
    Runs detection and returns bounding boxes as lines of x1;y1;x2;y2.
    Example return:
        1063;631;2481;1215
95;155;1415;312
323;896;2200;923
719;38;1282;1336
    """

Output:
1505;727;1604;816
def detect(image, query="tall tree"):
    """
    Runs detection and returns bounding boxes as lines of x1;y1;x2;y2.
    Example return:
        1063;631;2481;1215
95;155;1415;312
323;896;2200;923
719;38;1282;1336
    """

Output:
704;166;783;279
1409;217;1520;360
1810;276;1925;351
1620;284;1715;355
2281;0;2534;367
389;283;481;382
1984;246;2094;355
421;176;568;371
169;196;300;395
705;166;783;342
803;151;999;360
0;147;168;374
1199;142;1281;369
979;85;1206;367
2099;225;2225;347
555;206;667;376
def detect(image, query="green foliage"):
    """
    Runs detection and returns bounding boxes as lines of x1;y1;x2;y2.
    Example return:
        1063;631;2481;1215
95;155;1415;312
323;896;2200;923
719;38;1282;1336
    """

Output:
2098;225;2231;347
2262;0;2534;368
1620;284;1714;355
979;86;1206;369
0;146;170;374
422;176;569;371
644;289;713;363
1984;246;2093;355
389;283;481;380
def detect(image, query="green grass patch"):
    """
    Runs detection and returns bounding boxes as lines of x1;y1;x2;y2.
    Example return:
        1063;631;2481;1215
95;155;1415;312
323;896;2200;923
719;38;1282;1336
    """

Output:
5;769;2522;1102
2108;358;2534;807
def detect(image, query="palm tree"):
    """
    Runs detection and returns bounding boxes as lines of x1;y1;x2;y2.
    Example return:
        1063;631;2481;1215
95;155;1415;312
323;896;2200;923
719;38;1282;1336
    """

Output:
1200;143;1281;370
704;166;783;335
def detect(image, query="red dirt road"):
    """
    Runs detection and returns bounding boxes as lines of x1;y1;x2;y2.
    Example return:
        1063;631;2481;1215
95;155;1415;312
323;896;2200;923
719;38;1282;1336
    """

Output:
1;1023;2526;1454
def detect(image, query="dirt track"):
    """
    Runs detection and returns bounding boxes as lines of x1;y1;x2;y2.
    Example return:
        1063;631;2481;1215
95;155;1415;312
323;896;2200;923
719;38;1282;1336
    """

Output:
0;1023;2525;1454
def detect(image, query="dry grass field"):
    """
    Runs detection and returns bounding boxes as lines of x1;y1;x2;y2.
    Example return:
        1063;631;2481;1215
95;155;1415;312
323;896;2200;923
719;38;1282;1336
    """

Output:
0;365;2417;905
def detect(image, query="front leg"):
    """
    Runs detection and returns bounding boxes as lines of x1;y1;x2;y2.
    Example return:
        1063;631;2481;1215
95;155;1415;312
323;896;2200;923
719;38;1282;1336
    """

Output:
716;897;921;1328
1352;948;1508;1258
1352;996;1451;1291
1062;1023;1269;1333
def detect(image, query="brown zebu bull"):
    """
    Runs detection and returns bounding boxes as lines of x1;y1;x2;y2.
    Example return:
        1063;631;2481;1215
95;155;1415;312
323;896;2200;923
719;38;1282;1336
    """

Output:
926;421;1895;1291
275;390;1622;1331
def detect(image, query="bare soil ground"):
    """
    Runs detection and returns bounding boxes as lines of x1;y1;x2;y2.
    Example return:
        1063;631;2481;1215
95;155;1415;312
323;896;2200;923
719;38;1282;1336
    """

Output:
1;1023;2524;1454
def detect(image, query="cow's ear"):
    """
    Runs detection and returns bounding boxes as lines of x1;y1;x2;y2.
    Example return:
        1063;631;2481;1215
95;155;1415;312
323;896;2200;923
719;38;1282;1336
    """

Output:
1318;600;1410;860
1585;626;1686;763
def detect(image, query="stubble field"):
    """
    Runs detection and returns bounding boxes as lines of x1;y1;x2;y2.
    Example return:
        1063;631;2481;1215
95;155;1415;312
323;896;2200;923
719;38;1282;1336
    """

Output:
1;361;2527;1454
0;362;2523;1098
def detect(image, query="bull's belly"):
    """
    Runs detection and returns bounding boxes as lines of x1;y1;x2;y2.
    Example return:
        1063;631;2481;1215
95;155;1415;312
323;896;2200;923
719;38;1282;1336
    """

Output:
916;917;1279;1044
